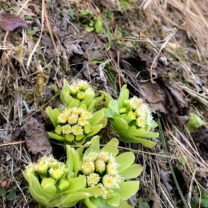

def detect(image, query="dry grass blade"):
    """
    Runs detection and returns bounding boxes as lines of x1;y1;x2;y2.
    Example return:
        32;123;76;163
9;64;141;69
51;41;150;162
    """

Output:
26;0;45;68
0;141;25;147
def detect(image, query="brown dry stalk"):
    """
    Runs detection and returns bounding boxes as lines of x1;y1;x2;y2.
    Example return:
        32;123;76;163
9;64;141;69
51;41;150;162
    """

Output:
43;1;59;54
27;0;45;68
0;141;25;147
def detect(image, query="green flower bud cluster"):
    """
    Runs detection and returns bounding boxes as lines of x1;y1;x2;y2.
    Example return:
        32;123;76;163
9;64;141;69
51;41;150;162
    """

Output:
121;96;155;131
30;156;69;194
55;107;92;142
64;79;95;101
24;136;143;207
106;85;159;148
24;81;159;207
81;150;121;199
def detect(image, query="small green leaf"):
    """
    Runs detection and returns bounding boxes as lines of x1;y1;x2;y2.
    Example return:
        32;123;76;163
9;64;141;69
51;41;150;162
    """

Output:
71;147;81;175
24;173;53;206
85;136;100;154
27;27;39;36
68;176;86;191
95;17;104;33
106;192;120;207
82;186;105;198
45;106;60;127
85;197;105;208
102;138;119;157
116;152;135;172
127;126;159;138
116;181;140;200
89;110;105;125
118;85;129;107
6;190;16;201
108;99;119;115
67;96;80;108
0;188;6;196
113;117;129;136
84;198;97;208
66;146;76;177
86;25;94;32
125;136;156;148
87;124;103;138
84;88;95;108
59;192;90;206
104;108;114;118
186;113;206;132
120;164;143;179
47;132;65;141
80;9;91;16
41;178;57;194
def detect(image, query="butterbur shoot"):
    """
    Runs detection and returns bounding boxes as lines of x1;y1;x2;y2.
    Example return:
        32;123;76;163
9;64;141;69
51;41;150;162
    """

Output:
80;9;104;34
106;85;159;148
23;156;97;207
46;106;107;144
66;136;143;207
186;113;206;132
61;80;104;111
24;137;142;207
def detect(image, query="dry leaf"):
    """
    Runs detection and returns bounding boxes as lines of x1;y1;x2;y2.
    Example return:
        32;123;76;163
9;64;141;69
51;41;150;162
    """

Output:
140;82;166;113
0;13;28;31
23;117;52;156
141;81;189;124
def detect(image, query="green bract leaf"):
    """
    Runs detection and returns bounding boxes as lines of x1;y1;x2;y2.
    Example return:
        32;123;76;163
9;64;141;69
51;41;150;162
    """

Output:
120;164;143;179
106;85;159;148
68;176;86;191
58;192;90;206
24;170;53;205
106;192;121;207
84;198;97;208
116;152;135;172
102;138;119;157
127;126;159;138
87;124;104;138
85;197;106;208
89;109;106;125
66;146;78;177
47;132;65;141
85;136;100;154
115;181;140;200
118;85;129;107
113;117;128;136
46;106;60;127
124;136;156;148
108;99;119;116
